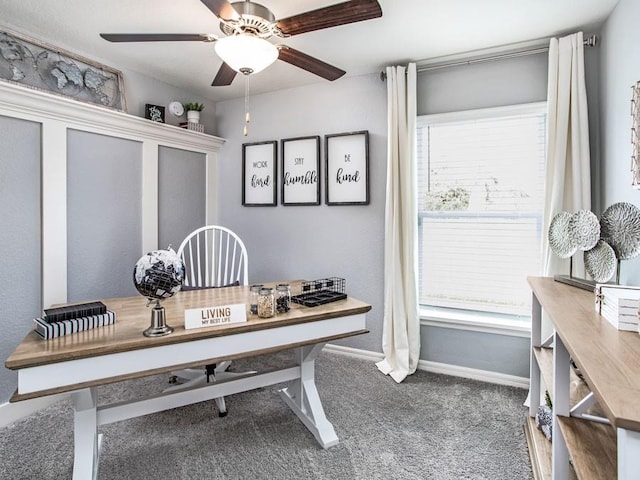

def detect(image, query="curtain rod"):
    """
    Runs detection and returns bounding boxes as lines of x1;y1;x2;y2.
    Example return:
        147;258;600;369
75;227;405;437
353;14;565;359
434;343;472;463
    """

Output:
380;34;597;80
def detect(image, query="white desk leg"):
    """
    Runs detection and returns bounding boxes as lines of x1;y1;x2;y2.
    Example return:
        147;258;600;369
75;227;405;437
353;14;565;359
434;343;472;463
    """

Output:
618;428;640;479
72;388;100;480
552;333;570;480
279;343;339;449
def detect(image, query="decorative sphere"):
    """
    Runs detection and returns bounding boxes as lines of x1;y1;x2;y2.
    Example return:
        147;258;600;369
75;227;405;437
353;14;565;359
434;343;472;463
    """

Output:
133;248;185;300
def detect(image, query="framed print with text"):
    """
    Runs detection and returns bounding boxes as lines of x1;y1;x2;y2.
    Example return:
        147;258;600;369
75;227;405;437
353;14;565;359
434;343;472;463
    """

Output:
325;130;369;205
281;136;321;205
242;140;277;206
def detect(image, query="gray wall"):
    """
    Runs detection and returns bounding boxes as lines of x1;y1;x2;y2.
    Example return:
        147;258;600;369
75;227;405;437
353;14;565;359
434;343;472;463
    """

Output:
122;68;218;134
215;61;546;379
67;130;142;301
0;115;41;403
215;74;387;353
599;0;640;286
158;146;207;251
418;52;549;115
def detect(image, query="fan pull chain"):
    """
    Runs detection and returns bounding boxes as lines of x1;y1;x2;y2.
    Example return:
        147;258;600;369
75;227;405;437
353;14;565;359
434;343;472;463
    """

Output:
243;73;251;136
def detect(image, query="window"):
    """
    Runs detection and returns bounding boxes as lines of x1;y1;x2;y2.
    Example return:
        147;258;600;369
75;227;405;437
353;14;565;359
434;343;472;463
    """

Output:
417;103;546;319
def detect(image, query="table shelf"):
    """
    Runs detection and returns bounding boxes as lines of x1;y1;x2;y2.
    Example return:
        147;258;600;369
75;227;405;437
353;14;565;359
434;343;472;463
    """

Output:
525;416;577;480
556;416;616;479
527;277;640;479
533;346;604;415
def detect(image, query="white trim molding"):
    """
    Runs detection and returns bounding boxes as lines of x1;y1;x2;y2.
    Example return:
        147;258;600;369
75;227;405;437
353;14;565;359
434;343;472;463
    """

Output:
0;81;224;151
323;344;529;389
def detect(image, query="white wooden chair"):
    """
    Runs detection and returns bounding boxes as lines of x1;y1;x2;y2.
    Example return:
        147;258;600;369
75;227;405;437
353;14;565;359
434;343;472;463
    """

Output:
166;225;250;416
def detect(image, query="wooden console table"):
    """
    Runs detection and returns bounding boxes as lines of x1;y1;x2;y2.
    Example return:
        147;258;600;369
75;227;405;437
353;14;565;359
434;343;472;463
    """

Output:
5;283;371;480
526;277;640;479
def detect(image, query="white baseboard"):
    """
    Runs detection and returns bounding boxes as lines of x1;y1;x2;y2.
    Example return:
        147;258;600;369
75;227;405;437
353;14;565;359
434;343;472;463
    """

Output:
324;344;529;389
0;393;68;428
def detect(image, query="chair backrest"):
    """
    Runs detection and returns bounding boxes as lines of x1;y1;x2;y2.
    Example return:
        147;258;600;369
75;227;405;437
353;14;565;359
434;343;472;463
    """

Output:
177;225;248;288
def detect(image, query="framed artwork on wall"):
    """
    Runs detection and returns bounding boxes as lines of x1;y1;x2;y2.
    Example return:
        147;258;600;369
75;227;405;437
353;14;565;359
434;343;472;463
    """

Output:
145;104;165;123
632;80;640;189
242;140;277;206
325;130;370;205
281;135;321;205
0;28;126;112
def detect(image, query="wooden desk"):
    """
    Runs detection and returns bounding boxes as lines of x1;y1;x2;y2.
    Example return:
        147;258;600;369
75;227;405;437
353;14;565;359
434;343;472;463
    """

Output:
5;283;371;480
526;277;640;479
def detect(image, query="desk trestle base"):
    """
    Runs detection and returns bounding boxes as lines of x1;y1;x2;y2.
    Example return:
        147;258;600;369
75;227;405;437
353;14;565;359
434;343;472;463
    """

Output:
70;344;338;479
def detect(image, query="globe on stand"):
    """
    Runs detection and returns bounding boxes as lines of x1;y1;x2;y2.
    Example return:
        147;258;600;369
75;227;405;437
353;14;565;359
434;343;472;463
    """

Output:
133;248;185;337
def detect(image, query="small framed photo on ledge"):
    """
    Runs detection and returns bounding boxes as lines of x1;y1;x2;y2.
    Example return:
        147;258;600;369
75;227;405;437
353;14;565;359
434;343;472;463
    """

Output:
145;104;165;123
281;135;321;205
325;130;370;205
242;140;277;206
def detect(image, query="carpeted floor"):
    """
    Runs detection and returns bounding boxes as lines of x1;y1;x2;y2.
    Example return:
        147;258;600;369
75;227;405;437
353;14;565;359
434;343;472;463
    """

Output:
0;351;533;479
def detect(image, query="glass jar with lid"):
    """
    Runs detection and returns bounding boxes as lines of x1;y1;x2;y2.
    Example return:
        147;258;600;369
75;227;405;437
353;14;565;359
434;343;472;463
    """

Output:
257;287;275;318
249;284;263;315
276;283;291;313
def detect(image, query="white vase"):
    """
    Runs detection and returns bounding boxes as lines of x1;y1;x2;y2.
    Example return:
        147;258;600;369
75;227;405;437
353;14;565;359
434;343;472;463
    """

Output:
187;110;200;123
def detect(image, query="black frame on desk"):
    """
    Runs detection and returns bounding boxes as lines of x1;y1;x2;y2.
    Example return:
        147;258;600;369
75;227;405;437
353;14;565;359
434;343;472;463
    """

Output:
281;135;321;205
242;140;277;206
325;130;370;205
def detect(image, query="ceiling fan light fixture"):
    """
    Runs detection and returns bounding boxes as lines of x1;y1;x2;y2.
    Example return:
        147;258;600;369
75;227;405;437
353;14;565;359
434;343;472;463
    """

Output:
214;34;278;74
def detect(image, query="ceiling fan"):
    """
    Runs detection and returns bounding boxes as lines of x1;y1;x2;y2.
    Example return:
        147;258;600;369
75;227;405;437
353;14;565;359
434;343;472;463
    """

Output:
100;0;383;87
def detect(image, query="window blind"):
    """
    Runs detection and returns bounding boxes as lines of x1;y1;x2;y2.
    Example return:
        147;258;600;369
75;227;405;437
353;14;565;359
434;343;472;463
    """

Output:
417;107;546;316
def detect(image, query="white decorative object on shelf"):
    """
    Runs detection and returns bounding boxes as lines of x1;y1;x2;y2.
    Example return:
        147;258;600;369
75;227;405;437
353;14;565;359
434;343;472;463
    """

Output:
168;101;184;117
180;121;204;133
595;284;640;331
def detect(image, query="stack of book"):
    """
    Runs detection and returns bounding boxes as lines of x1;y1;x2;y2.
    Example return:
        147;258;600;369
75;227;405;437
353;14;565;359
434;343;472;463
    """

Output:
179;121;205;133
33;301;116;339
595;284;640;331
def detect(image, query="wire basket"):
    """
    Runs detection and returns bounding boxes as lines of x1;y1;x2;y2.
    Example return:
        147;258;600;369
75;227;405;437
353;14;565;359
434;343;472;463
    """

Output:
291;277;347;307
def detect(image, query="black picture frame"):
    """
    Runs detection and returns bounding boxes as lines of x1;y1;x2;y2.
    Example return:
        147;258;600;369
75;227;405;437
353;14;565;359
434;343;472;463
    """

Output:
281;136;321;205
325;130;370;205
242;140;277;206
145;104;165;123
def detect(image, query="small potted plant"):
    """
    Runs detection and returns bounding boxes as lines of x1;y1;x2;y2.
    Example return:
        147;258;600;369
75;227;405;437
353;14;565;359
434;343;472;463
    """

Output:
184;102;205;123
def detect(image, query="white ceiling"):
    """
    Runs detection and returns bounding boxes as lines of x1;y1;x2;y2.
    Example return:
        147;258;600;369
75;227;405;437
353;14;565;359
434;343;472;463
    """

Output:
0;0;619;102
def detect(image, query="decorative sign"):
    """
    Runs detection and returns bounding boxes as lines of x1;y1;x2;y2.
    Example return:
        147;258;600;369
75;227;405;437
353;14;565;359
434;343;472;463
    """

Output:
242;140;277;206
184;303;247;330
0;28;126;111
325;131;370;205
281;136;320;205
145;104;165;123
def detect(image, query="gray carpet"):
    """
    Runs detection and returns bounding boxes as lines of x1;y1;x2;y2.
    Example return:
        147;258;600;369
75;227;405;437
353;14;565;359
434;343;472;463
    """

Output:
0;351;532;479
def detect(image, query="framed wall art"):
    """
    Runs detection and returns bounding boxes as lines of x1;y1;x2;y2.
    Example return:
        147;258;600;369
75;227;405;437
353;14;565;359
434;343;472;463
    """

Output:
325;130;370;205
0;28;126;111
632;80;640;189
242;140;277;206
145;104;165;123
281;135;321;205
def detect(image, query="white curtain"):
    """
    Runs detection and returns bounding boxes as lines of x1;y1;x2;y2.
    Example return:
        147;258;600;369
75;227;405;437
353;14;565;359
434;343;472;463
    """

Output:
376;64;420;383
541;32;591;333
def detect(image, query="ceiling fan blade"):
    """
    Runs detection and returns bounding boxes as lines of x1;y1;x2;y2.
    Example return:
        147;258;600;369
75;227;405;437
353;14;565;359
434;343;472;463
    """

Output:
212;62;238;86
200;0;240;21
276;0;382;36
100;33;216;42
278;47;345;81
